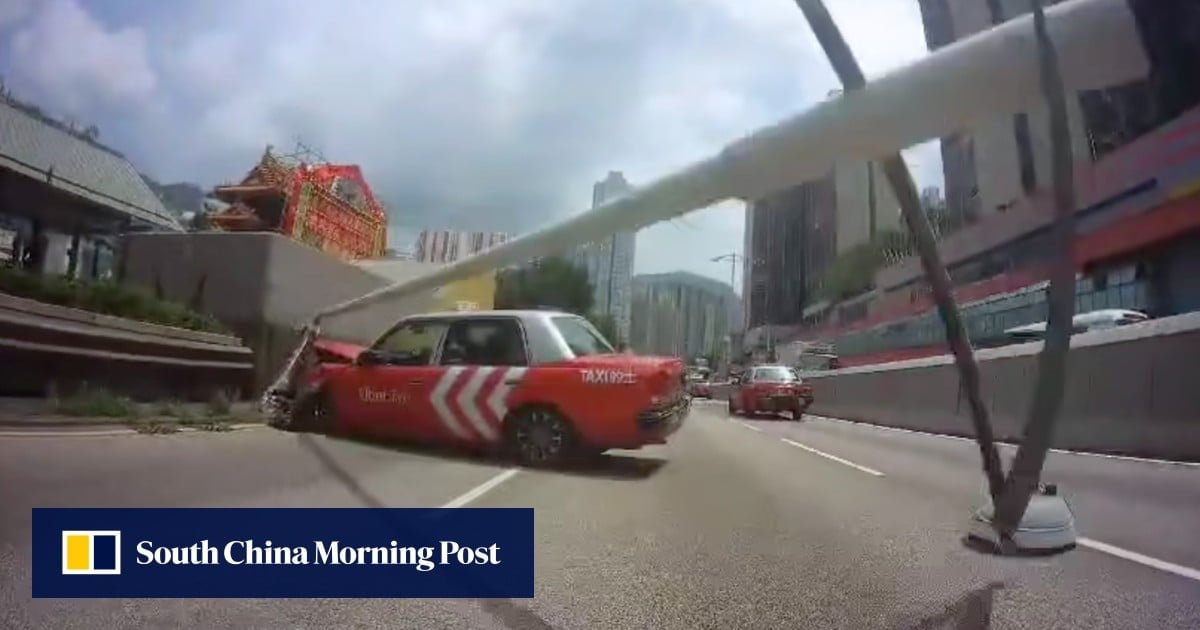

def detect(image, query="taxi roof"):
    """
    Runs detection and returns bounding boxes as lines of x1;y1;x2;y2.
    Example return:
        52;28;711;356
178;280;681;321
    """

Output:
405;309;581;322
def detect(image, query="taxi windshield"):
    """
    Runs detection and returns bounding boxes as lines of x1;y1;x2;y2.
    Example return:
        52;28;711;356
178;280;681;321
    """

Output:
751;367;799;382
552;316;615;357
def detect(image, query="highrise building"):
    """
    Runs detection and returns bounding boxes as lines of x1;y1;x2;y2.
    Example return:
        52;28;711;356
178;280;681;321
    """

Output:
628;272;737;362
1076;0;1200;158
768;1;1200;369
414;230;511;263
567;171;637;341
832;159;902;254
744;174;838;330
916;0;1092;221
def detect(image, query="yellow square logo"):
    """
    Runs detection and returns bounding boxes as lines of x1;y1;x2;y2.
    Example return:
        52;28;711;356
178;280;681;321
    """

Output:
61;530;121;575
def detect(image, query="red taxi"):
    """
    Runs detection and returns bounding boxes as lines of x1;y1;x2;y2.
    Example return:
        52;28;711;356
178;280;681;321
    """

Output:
279;310;689;465
727;364;812;420
687;379;713;399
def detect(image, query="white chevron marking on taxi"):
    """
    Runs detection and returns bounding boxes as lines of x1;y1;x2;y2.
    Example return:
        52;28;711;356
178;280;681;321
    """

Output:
487;367;527;426
458;367;499;442
431;366;473;440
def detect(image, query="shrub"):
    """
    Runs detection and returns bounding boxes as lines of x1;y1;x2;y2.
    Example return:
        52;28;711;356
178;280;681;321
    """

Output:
0;266;229;334
54;384;139;417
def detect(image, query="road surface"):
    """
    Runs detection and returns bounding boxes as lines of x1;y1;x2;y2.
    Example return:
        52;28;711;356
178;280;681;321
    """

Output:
2;403;1198;629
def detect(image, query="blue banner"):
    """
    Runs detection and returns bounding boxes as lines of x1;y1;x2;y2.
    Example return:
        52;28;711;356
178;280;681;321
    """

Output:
32;508;534;598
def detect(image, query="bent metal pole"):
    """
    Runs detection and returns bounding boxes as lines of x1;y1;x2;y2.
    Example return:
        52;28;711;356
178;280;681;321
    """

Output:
315;0;1145;324
991;0;1083;542
263;0;1148;405
788;0;1008;499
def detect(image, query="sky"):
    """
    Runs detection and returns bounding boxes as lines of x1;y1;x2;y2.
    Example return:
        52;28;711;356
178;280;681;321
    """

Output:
0;0;943;293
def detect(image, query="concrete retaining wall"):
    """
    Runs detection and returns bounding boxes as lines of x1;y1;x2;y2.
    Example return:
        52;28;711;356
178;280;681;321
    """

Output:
802;312;1200;461
0;292;254;401
120;232;453;393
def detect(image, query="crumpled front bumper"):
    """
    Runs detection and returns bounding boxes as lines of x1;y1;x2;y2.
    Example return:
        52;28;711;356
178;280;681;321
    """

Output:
636;397;690;443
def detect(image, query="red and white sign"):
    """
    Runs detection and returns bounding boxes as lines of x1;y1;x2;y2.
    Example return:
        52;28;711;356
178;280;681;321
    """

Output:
430;367;527;442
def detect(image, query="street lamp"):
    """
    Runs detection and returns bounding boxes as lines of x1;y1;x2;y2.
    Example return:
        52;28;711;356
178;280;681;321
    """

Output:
714;254;777;362
711;253;747;374
709;253;742;292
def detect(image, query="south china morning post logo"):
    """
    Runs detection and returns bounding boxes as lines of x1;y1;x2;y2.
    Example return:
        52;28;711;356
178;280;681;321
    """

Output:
34;508;535;598
61;530;122;575
60;531;499;573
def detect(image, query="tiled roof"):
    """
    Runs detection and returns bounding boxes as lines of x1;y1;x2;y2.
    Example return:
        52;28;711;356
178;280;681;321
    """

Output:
0;100;182;231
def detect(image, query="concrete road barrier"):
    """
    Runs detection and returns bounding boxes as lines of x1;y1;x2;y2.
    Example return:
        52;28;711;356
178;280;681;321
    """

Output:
803;311;1200;461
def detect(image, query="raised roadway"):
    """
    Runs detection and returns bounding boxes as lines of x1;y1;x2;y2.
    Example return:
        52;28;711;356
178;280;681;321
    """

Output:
3;402;1198;629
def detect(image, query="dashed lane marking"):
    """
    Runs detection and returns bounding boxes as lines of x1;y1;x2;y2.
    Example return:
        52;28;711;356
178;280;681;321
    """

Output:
442;468;521;508
781;438;886;477
1078;537;1200;582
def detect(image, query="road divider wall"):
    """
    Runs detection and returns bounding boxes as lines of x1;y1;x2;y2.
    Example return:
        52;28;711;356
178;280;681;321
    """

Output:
799;311;1200;461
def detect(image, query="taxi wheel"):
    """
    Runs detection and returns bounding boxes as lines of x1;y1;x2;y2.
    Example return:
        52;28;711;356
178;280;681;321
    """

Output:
291;388;335;434
506;407;576;467
727;398;739;416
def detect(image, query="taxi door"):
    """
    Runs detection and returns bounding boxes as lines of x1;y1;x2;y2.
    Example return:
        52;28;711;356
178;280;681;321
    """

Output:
431;316;532;447
330;318;449;441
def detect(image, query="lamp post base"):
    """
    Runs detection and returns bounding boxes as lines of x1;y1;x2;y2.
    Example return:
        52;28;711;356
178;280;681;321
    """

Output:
966;484;1077;555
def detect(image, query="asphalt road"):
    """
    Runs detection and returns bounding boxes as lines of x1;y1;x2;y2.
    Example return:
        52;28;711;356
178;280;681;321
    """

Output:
2;403;1198;629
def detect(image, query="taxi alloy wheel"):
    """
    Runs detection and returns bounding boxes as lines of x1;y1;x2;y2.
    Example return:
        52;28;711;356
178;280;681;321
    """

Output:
509;407;573;466
292;388;335;434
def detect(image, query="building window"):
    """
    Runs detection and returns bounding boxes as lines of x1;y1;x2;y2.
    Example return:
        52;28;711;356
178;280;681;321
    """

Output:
1013;113;1039;193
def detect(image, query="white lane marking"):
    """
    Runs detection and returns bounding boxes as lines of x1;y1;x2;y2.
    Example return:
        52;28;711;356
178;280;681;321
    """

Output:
431;367;473;440
487;367;526;426
442;468;521;509
736;421;762;432
812;415;1200;468
1078;537;1200;582
457;367;499;442
781;438;885;477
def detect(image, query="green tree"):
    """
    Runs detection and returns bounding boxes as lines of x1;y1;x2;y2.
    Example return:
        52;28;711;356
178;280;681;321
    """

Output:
187;211;213;232
813;239;885;303
814;216;962;304
494;257;594;314
587;312;623;348
494;257;627;349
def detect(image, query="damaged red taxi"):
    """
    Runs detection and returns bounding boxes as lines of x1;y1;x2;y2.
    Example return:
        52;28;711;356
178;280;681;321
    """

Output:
277;309;689;465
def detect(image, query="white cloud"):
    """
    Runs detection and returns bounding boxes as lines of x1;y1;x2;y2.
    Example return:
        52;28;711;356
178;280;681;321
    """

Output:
0;0;36;30
8;0;155;112
1;0;941;288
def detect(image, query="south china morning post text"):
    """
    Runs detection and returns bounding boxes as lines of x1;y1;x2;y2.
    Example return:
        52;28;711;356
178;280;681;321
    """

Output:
31;507;535;598
134;538;501;572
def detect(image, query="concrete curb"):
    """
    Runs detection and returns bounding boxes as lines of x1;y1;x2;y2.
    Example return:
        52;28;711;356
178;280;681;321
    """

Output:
0;421;267;438
0;416;266;427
